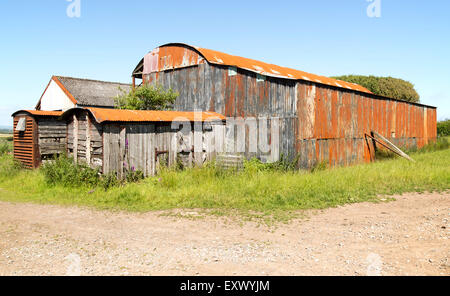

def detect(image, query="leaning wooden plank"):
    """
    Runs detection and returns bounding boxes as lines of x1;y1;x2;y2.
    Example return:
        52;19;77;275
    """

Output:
371;131;415;162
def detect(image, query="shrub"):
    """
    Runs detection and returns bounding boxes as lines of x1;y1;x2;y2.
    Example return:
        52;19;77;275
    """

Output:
331;75;420;103
41;155;101;188
125;169;145;183
41;155;145;190
100;172;121;190
114;83;179;110
437;119;450;137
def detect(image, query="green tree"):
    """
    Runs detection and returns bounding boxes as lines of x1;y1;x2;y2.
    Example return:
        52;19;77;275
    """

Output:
114;84;179;110
331;75;420;103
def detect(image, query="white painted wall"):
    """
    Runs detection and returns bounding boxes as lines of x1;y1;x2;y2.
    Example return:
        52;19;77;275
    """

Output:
39;80;75;111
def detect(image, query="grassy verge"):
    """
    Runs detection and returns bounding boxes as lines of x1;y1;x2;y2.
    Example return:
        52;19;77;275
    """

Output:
0;147;449;223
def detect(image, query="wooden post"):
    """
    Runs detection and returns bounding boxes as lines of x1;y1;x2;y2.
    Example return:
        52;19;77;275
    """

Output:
119;126;126;179
73;114;78;163
32;117;41;169
423;108;428;145
86;113;91;166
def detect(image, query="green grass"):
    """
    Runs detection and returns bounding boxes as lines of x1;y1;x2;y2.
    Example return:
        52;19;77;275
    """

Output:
0;147;449;223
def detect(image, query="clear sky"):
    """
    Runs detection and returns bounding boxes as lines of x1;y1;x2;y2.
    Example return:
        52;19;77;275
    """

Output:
0;0;449;127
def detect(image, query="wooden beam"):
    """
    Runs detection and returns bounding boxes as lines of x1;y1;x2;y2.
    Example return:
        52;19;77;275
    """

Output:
73;114;78;163
370;131;415;162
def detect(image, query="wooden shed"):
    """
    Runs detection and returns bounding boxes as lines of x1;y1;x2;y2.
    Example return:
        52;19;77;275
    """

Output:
62;108;226;177
12;110;66;168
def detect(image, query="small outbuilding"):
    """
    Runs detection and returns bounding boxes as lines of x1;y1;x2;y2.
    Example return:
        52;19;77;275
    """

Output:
61;108;226;177
35;76;132;111
12;110;65;168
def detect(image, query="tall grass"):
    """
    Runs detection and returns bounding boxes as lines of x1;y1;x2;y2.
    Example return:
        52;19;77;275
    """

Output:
0;147;448;221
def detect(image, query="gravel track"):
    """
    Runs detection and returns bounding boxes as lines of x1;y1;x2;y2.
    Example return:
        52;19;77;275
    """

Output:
0;192;449;276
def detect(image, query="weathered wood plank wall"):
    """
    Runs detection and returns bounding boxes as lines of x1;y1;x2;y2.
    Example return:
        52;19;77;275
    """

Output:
101;121;224;177
38;119;66;158
95;123;225;178
68;111;103;170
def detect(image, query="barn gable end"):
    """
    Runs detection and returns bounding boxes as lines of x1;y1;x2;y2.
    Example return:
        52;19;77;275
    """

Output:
37;77;76;111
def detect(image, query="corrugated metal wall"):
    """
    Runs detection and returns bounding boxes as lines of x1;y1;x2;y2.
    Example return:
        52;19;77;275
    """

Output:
145;64;299;161
143;49;437;168
296;83;437;167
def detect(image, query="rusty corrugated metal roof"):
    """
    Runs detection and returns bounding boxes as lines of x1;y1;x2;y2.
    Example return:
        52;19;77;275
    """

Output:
83;108;225;124
12;110;64;117
194;46;371;93
143;43;372;94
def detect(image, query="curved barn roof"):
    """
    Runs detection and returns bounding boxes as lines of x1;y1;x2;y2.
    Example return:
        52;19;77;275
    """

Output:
12;110;63;118
134;43;372;94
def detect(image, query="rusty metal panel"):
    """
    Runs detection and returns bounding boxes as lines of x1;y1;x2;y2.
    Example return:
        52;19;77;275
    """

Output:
67;108;226;124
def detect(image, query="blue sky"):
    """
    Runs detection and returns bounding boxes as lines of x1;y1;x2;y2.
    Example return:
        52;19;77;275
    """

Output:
0;0;449;127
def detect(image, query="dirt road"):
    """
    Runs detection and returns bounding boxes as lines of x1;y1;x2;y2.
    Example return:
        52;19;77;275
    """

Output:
0;192;449;276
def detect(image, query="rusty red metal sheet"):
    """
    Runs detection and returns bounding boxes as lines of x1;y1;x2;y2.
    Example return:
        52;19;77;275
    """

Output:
12;110;63;117
295;83;438;167
75;108;225;124
142;43;373;95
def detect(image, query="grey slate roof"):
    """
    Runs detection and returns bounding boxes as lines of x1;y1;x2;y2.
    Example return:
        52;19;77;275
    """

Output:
56;76;132;108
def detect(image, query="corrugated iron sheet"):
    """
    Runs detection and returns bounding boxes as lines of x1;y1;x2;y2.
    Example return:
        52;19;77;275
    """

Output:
142;43;372;94
69;108;226;124
12;110;63;117
296;83;437;167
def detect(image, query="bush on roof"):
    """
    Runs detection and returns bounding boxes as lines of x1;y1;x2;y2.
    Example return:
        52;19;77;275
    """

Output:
331;75;420;103
114;83;179;111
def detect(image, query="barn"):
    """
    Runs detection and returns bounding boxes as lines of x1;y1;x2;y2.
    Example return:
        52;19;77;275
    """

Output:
61;107;225;177
12;110;65;168
132;43;437;168
12;43;438;171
